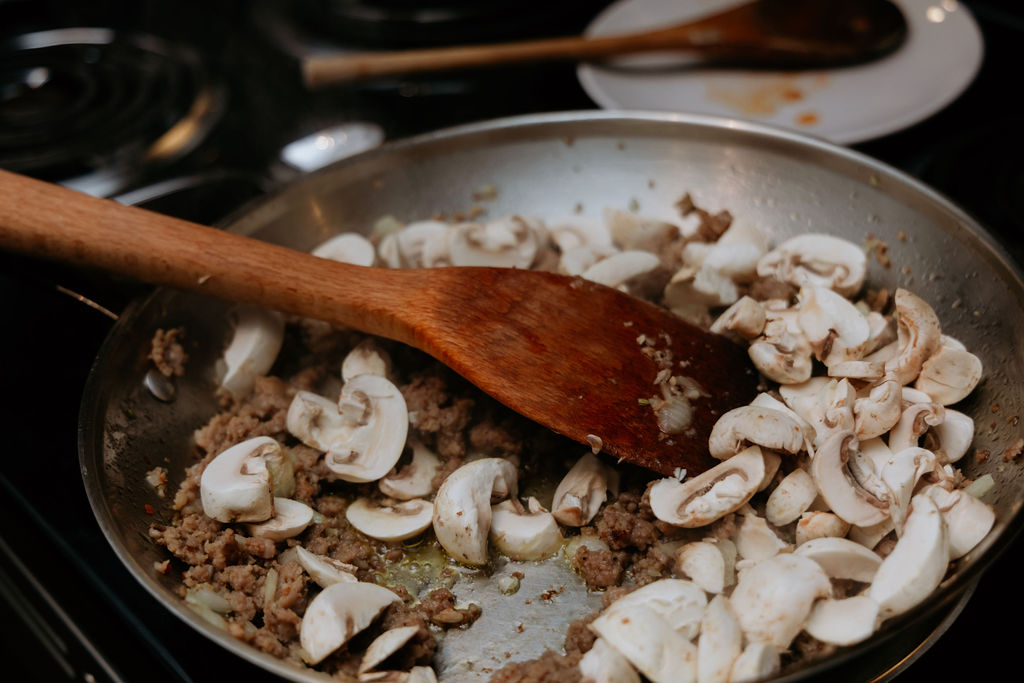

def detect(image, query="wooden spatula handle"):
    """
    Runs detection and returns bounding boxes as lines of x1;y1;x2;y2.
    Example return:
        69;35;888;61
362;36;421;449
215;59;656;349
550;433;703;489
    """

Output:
0;169;422;343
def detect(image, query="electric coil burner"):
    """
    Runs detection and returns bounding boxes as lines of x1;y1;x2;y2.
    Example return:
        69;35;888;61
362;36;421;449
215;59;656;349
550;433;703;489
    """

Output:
0;28;223;197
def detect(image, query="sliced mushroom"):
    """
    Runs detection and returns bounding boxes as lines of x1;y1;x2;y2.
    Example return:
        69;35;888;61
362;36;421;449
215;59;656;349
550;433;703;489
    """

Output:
884;289;942;385
674;541;730;594
709;296;766;341
846;517;895;551
756;233;867;297
342;338;394;383
200;436;280;523
803;596;880;646
649;446;765;528
928;408;974;464
734;510;789;562
914;343;983;405
311;232;377;266
379;220;449;268
559;242;619;277
295;546;358;587
346;498;434;542
604;207;678;252
793;536;882;582
217;306;285;400
582;250;661;290
551;452;618;526
868;493;950;618
448;216;541;269
589;602;697;683
664;263;739;311
730;554;831;650
247;497;314;541
489;498;564;561
853;379;902;439
795;511;851;546
879;447;942;533
887;401;944;453
299;582;402;665
697;595;743;683
432;458;518;566
578;637;640;683
796;285;871;366
765;468;817;526
379;439;442;500
358;625;421;676
747;315;814;385
922;484;995;559
595;578;708;641
707;406;808;460
828;359;884;381
810;431;889;527
729;642;780;683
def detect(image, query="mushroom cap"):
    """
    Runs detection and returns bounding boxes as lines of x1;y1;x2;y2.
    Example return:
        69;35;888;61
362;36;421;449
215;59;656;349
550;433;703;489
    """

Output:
326;374;409;483
698;595;743;683
756;233;867;297
299;581;402;665
730;553;831;649
341;338;394;383
649;446;765;528
431;458;518;566
358;625;421;675
710;296;766;341
796;285;871;365
551;452;615;527
311;232;377;266
795;511;851;546
923;484;995;559
217;306;285;400
294;546;358;587
200;436;278;523
884;289;942;385
879;446;941;532
382;220;450;268
888;401;944;453
489;498;564;561
810;431;889;527
448;216;541;268
345;497;434;542
578;637;641;683
589;602;697;683
246;497;314;541
868;493;950;618
378;439;442;500
735;511;789;563
708;405;808;460
601;578;708;641
793;536;882;582
765;468;818;526
930;409;974;464
804;596;880;646
853;379;902;439
914;345;983;405
675;541;729;594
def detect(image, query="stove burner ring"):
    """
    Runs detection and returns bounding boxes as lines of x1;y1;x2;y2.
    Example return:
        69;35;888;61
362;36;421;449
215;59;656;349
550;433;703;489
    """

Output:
0;28;223;196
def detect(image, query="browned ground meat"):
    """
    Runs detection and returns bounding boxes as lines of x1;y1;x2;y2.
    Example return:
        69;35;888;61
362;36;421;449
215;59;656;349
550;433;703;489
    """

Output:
573;546;623;590
416;588;483;628
150;326;189;377
594;492;659;551
563;612;598;657
490;650;583;683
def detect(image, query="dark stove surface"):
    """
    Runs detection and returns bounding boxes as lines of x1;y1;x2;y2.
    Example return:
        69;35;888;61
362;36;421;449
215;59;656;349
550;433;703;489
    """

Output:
2;1;1023;682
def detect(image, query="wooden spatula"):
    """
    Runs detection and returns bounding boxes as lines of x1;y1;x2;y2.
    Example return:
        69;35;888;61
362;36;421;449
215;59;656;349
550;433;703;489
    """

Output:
302;0;907;87
0;169;758;476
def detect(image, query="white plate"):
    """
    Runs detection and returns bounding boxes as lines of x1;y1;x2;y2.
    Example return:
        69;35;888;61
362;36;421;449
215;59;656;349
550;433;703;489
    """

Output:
577;0;983;144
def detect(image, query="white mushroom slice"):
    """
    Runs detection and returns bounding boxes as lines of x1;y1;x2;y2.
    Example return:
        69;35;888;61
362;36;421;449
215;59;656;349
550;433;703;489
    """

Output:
796;286;871;365
928;409;974;464
346;498;434;542
328;375;409;483
901;386;935;404
551;452;618;526
846;517;895;551
379;439;442;500
311;232;377;266
386;220;450;268
675;541;729;594
358;625;420;676
749;392;813;435
649;446;765;527
756;233;867;296
582;250;661;289
914;344;983;405
559;242;619;276
730;554;831;649
793;537;882;582
432;458;517;566
489;498;563;561
217;306;285;400
342;339;394;382
604;207;678;252
709;296;766;341
759;450;782;492
884;289;942;385
698;595;743;683
295;546;358;587
765;468;817;526
778;377;832;426
868;494;950;618
729;642;780;683
597;578;708;641
200;436;279;523
701;241;765;284
664;264;739;310
922;484;995;559
247;497;314;541
810;432;889;527
734;511;788;562
879;447;942;532
708;406;808;460
828;360;884;380
299;582;402;665
407;667;438;683
448;216;541;269
579;638;640;683
287;390;349;451
590;603;697;683
887;401;945;453
864;310;897;354
853;379;902;439
804;596;880;646
747;316;814;385
796;511;851;546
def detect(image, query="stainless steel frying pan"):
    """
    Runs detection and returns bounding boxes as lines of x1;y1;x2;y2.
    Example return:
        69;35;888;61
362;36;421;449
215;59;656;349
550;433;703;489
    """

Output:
79;111;1024;682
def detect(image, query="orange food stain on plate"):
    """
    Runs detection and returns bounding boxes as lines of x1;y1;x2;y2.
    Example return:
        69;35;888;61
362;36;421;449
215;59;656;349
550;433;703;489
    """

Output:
704;74;830;121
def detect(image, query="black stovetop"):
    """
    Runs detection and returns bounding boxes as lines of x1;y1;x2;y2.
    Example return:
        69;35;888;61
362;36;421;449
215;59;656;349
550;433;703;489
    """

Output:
2;1;1023;681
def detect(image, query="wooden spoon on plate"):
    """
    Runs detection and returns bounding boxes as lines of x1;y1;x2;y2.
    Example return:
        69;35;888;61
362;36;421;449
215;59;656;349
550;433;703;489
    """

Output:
302;0;907;87
0;169;758;476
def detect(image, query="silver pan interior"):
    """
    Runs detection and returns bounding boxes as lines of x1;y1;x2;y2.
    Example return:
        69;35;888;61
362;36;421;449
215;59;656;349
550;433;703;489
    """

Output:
80;111;1024;682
